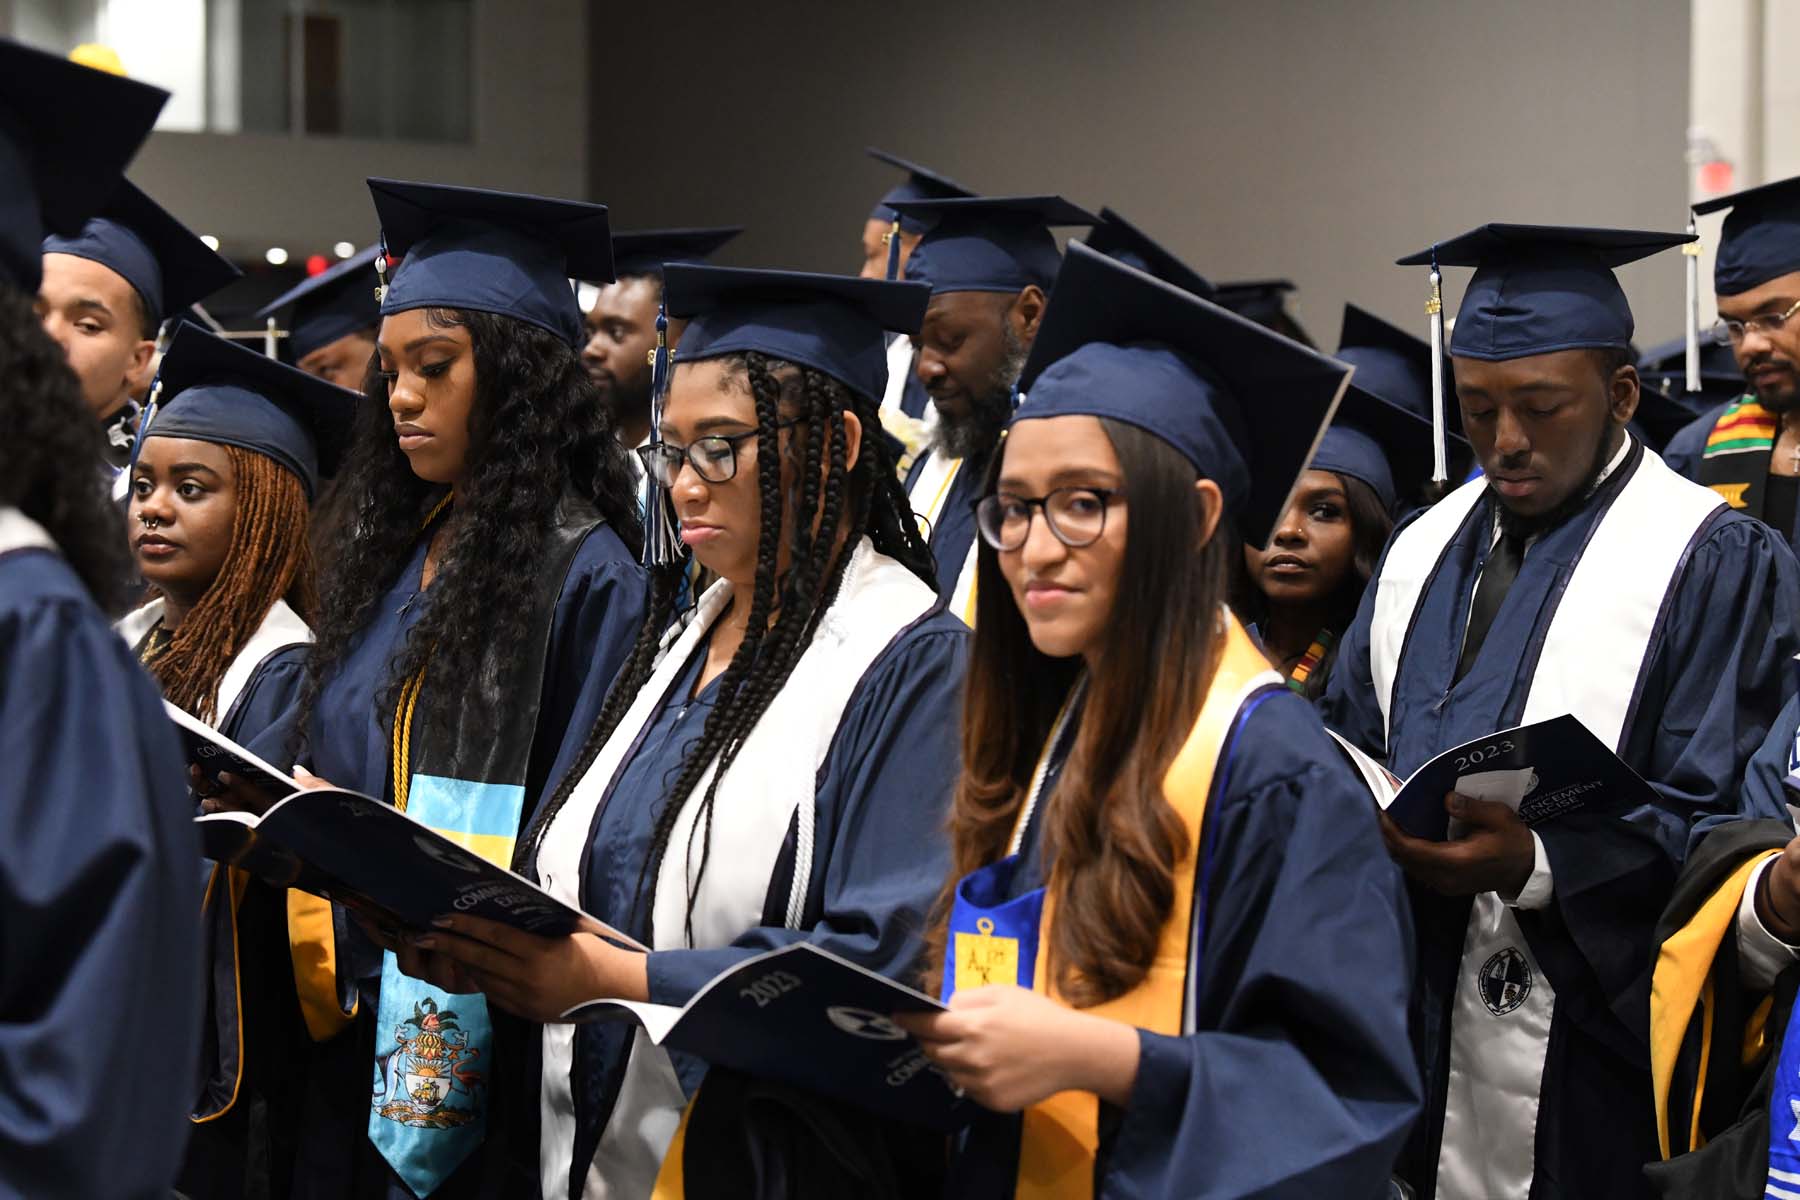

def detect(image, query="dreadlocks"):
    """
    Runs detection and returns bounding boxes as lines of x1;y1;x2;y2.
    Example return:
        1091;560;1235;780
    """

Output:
145;445;316;723
517;352;934;945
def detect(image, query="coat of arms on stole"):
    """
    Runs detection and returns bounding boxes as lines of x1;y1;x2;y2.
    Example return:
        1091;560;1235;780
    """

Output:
374;997;484;1128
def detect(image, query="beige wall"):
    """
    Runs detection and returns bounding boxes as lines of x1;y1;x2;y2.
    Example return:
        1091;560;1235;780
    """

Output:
590;0;1691;348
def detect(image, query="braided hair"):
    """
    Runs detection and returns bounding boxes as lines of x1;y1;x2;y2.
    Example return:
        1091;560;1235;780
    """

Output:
146;445;317;722
516;352;934;944
295;307;643;758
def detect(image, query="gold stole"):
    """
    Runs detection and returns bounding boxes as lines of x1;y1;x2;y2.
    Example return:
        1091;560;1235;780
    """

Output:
1015;616;1273;1200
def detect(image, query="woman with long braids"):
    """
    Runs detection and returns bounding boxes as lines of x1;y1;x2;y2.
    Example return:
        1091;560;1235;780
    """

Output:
0;42;201;1196
898;245;1419;1197
268;181;649;1200
112;325;354;1199
392;267;968;1198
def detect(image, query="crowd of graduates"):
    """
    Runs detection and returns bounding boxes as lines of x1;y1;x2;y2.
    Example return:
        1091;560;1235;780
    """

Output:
12;32;1800;1200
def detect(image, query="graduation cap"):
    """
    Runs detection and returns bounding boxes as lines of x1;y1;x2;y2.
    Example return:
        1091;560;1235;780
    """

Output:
142;324;357;498
41;180;241;326
1086;207;1215;299
1692;175;1800;297
867;148;975;235
1016;241;1350;548
0;39;169;292
254;244;382;363
1637;329;1743;397
1212;279;1314;347
368;178;612;348
607;226;744;281
664;265;931;404
888;195;1097;296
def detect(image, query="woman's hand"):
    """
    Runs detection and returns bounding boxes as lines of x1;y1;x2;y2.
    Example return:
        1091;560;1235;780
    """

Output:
895;985;1141;1112
411;912;649;1023
353;911;481;994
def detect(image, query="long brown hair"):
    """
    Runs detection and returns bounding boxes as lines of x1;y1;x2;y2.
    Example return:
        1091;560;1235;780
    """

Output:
147;445;317;722
923;419;1235;1006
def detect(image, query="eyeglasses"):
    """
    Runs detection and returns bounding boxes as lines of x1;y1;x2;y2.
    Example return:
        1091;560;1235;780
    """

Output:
1712;297;1800;344
976;487;1121;551
636;420;800;488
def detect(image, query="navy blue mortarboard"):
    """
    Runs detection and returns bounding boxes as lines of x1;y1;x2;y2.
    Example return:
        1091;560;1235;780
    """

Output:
889;195;1097;296
368;178;612;348
143;324;356;498
664;266;931;403
607;227;744;281
254;245;382;362
1213;279;1314;347
1015;241;1350;547
866;148;975;235
1693;175;1800;296
1086;207;1215;299
0;40;168;292
1396;224;1694;360
41;180;240;325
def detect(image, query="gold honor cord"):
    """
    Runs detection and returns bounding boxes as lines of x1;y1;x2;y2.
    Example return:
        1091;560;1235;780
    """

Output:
389;492;453;814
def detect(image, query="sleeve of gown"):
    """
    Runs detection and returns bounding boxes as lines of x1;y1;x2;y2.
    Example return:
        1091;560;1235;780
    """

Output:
530;537;651;806
643;622;966;1003
0;593;202;1197
1109;695;1420;1198
224;643;309;766
1316;547;1390;761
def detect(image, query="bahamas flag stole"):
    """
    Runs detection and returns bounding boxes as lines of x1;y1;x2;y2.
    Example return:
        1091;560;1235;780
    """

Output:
1697;395;1775;516
368;775;525;1198
942;615;1281;1200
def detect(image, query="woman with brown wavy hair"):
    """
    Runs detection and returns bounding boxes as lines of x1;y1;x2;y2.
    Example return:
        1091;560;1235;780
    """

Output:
900;244;1420;1198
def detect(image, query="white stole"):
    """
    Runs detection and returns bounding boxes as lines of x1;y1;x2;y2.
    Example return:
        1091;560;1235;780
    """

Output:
116;597;313;726
536;537;937;1200
1366;445;1722;1200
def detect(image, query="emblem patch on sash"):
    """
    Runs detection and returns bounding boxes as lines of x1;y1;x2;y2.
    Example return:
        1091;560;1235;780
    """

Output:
955;916;1021;991
373;997;485;1128
1478;947;1533;1016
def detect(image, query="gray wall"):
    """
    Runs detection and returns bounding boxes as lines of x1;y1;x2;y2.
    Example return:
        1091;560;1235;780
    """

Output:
589;0;1692;347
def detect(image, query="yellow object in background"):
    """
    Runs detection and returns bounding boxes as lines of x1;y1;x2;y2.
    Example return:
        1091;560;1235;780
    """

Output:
69;44;127;76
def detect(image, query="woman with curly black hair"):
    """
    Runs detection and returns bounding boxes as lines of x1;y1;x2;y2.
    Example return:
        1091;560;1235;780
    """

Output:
271;181;649;1200
392;268;968;1197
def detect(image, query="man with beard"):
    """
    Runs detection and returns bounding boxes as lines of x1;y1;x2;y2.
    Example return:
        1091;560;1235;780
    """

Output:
1319;225;1800;1199
885;194;1095;618
1660;176;1800;558
579;226;741;500
37;180;239;484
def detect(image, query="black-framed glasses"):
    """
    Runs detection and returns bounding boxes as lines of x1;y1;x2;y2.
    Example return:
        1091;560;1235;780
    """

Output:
636;419;801;488
1712;297;1800;343
976;487;1121;551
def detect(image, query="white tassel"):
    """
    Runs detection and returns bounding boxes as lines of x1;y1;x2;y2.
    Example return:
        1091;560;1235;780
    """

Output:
1684;214;1702;393
1427;265;1448;485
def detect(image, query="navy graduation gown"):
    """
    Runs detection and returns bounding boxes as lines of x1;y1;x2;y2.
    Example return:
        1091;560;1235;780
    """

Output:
557;611;967;1191
0;547;202;1197
1320;456;1800;1197
947;687;1420;1199
1662;400;1800;559
282;523;647;1200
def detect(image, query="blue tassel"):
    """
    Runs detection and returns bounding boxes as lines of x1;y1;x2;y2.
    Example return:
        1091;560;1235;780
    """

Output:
641;303;686;569
884;218;903;282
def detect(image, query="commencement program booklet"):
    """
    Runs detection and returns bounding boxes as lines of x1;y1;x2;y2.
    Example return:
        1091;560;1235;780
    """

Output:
1327;713;1657;842
173;703;639;944
562;941;971;1130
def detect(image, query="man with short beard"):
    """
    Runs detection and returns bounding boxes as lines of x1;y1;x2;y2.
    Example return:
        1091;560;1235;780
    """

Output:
1661;176;1800;558
885;195;1095;618
578;227;741;502
1320;225;1800;1200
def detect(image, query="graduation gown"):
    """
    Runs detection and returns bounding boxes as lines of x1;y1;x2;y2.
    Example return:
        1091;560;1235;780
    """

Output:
905;446;987;620
946;633;1420;1199
529;539;966;1200
1662;397;1800;560
1319;438;1800;1198
0;509;202;1197
280;514;647;1200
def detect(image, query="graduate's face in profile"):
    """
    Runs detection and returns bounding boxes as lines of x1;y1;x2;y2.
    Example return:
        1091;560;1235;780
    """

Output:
1717;271;1800;412
128;436;238;604
298;330;377;393
1243;469;1356;608
1454;349;1635;520
994;414;1127;661
35;252;157;421
581;275;658;421
859;218;920;281
916;288;1041;459
377;309;477;486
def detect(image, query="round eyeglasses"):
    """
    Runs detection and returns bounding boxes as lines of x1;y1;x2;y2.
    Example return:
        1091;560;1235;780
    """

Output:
635;420;800;488
976;487;1121;551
